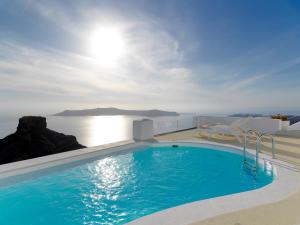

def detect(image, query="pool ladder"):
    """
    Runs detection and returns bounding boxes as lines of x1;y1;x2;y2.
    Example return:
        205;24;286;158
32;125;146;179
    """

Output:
243;130;276;176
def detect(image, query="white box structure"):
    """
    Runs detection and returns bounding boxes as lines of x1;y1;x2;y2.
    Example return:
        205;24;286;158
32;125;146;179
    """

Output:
132;119;154;141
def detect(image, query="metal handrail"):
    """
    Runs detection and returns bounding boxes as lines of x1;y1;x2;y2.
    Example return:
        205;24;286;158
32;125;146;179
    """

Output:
243;129;260;174
243;130;256;162
257;133;276;159
243;129;276;176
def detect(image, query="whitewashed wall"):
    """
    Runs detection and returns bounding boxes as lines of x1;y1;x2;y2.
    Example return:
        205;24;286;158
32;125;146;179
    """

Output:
152;116;282;135
137;115;299;138
247;117;282;133
140;115;292;136
276;121;300;137
132;119;154;141
197;116;282;133
289;121;300;130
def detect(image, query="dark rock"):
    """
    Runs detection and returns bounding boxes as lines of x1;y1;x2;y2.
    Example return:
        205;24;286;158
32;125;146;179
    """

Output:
0;116;86;164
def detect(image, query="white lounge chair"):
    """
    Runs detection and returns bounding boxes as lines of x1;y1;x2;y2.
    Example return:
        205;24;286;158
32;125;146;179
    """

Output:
206;117;251;143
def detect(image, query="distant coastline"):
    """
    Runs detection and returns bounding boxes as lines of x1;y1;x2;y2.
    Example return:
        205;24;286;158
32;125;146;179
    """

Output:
54;107;179;117
228;113;300;125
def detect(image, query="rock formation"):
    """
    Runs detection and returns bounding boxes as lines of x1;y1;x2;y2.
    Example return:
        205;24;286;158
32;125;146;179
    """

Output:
0;116;86;164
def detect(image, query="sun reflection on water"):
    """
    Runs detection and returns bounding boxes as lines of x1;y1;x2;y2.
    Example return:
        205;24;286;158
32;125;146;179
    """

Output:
94;158;123;189
82;154;134;224
86;116;133;147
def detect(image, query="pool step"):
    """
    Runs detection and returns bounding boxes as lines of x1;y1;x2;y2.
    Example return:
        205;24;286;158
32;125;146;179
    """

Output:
243;160;257;177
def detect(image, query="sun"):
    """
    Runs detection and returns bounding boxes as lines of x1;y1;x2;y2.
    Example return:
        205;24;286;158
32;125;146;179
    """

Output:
89;26;125;65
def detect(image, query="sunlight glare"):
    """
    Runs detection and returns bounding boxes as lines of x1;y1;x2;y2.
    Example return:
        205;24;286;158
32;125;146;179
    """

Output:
89;26;125;66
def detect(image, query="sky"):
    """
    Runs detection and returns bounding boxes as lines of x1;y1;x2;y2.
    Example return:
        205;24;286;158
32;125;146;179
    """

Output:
1;0;300;116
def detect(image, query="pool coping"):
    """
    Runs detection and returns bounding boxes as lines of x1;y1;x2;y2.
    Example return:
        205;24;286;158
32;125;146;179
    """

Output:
126;140;300;225
0;140;147;181
0;140;299;225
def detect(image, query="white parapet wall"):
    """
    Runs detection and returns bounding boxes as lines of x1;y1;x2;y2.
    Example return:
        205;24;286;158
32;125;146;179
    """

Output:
290;121;300;130
132;119;154;141
281;121;290;130
197;116;282;133
133;116;291;137
133;116;197;137
247;117;282;133
276;121;300;137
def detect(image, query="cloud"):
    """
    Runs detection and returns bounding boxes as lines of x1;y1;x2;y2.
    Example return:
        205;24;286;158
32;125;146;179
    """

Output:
0;21;206;113
226;74;267;91
1;0;300;115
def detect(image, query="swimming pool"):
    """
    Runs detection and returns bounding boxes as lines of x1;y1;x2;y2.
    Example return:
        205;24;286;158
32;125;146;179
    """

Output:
0;144;274;225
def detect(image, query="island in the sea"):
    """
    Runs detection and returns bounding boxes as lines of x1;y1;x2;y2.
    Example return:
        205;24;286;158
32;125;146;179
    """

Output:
54;107;179;117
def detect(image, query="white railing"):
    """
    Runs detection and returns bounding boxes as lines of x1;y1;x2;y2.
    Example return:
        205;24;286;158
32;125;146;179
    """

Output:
153;116;197;135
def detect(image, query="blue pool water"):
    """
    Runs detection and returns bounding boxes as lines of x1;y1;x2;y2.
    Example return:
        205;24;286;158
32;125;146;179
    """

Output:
0;145;273;225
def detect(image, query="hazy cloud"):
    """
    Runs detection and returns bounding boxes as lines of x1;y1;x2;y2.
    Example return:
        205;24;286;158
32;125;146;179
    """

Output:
1;0;300;115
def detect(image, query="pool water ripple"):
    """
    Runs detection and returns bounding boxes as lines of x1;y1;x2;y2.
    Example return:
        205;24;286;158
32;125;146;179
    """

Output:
0;145;273;225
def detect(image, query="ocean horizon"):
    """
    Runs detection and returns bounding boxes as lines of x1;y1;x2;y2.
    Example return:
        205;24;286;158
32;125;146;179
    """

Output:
0;115;194;147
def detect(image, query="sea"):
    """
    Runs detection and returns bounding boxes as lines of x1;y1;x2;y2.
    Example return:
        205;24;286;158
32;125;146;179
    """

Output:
0;115;194;147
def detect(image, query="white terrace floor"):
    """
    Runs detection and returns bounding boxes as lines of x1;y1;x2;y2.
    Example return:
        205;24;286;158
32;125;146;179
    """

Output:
155;128;300;225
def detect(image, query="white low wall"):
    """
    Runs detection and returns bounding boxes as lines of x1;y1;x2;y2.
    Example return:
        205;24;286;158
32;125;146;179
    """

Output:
197;116;282;133
133;119;154;141
247;117;282;133
275;121;300;137
289;121;300;130
134;115;294;136
276;130;300;138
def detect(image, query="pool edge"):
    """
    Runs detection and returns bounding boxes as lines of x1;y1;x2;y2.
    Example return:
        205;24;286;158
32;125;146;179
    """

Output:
126;140;300;225
0;140;149;181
